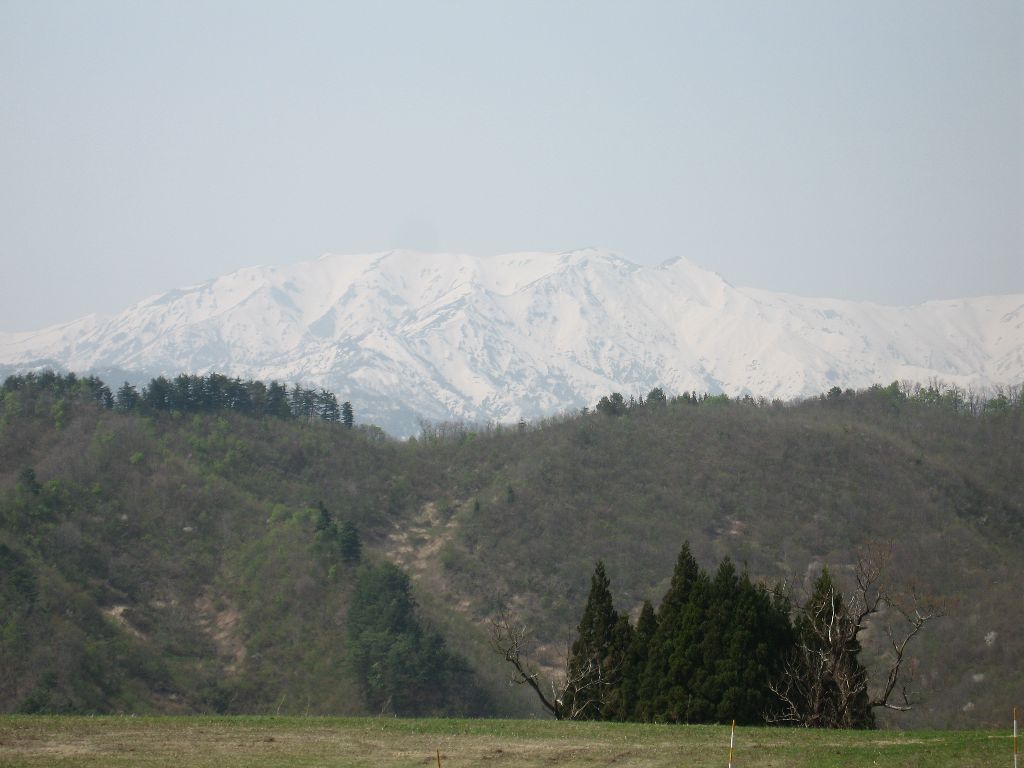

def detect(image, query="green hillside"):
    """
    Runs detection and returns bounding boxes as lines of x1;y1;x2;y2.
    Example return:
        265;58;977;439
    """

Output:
0;375;1021;727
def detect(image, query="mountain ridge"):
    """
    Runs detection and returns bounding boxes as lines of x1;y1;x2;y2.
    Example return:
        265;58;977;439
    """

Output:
2;249;1021;436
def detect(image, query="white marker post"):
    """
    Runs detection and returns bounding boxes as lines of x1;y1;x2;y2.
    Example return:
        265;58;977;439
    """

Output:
1014;707;1019;768
727;719;735;768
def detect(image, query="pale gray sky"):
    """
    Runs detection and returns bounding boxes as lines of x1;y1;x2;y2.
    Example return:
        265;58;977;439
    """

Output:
1;0;1021;331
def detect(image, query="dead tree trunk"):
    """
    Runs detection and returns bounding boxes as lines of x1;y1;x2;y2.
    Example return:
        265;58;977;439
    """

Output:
489;609;613;720
769;545;943;728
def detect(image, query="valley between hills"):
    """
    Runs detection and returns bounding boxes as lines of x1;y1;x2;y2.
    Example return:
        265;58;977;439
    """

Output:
0;373;1021;728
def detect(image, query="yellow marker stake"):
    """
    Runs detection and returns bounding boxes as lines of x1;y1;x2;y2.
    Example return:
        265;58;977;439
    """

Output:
437;748;443;768
728;719;735;768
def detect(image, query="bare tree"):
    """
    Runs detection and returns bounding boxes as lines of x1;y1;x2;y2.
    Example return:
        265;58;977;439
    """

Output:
769;545;944;728
489;609;616;720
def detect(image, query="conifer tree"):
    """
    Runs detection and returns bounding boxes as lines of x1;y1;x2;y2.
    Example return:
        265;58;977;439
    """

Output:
317;390;340;422
646;387;667;406
338;519;362;565
696;559;793;724
620;600;657;720
638;541;707;722
142;376;172;411
694;557;741;719
266;381;291;418
115;382;140;412
564;560;621;719
290;385;317;420
348;563;489;716
228;376;252;413
313;500;333;537
611;613;636;719
596;392;626;416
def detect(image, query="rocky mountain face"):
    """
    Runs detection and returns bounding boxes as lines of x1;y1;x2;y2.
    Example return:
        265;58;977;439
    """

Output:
2;249;1021;436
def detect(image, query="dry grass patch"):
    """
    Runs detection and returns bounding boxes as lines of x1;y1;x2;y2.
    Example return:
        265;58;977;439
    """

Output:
0;716;1010;768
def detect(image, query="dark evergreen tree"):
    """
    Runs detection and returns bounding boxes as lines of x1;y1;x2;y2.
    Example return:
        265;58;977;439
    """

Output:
84;377;113;409
170;373;195;411
693;558;740;719
603;613;635;720
142;376;172;412
338;519;362;565
228;377;252;413
638;542;709;723
646;387;667;406
697;559;793;724
312;502;362;568
596;392;626;416
564;560;622;719
620;600;657;719
313;501;333;537
114;382;140;412
266;381;291;418
347;563;486;715
341;401;354;429
317;390;340;422
290;385;317;421
243;379;267;416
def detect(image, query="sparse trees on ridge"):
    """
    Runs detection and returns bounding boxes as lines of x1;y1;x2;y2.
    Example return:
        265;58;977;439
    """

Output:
588;380;1023;419
0;370;355;426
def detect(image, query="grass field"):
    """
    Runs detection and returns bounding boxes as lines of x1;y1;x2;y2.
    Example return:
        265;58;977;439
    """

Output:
0;716;1012;768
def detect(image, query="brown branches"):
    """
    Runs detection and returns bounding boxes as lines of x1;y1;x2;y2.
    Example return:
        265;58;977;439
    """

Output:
488;609;615;720
870;579;944;713
489;609;561;718
769;544;944;728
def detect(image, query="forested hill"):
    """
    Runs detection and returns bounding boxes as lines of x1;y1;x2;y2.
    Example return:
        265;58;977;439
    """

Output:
0;373;1021;727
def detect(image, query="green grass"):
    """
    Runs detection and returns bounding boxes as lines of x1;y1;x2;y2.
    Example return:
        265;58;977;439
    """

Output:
0;716;1011;767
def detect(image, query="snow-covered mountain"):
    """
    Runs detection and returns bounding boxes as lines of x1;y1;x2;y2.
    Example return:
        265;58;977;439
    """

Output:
2;249;1022;436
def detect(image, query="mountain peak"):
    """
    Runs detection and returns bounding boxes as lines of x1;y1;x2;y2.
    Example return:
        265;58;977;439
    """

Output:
1;249;1021;436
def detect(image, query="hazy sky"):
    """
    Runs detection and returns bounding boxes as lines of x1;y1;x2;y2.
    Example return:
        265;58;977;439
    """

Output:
1;1;1021;331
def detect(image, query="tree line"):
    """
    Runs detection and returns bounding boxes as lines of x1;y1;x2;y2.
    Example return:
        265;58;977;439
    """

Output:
2;371;354;426
494;543;939;727
593;380;1023;419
